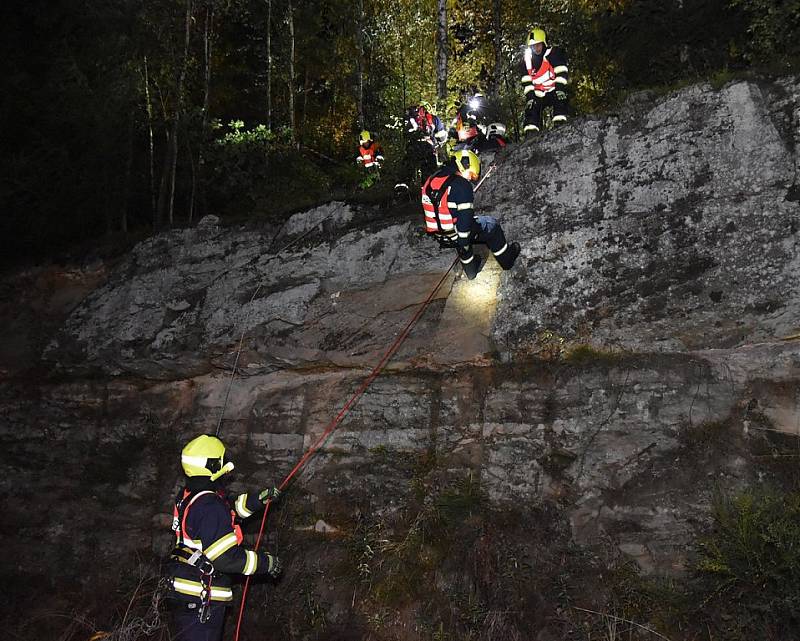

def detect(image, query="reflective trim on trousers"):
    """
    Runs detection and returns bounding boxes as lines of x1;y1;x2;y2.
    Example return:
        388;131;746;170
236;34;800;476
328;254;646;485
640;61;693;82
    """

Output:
172;578;233;602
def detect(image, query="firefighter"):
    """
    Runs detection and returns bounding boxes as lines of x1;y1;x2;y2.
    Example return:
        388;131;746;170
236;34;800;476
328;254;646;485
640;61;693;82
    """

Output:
397;104;441;192
484;123;508;152
448;92;488;153
520;28;569;136
167;434;283;641
421;150;520;280
356;130;384;170
407;102;445;143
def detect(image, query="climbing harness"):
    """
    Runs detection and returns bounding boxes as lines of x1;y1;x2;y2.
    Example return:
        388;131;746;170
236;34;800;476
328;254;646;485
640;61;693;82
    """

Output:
423;172;460;249
171;488;245;622
423;159;497;250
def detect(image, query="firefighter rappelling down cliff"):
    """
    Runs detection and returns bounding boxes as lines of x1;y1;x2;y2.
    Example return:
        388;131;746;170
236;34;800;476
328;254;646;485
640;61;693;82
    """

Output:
422;149;520;280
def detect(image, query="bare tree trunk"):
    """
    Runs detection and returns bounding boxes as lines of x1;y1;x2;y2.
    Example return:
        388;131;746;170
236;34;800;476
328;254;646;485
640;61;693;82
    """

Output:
187;136;197;223
170;0;193;226
676;0;690;65
356;0;364;128
302;67;309;131
287;0;296;145
503;63;519;142
122;112;134;234
266;0;272;130
400;51;407;110
143;56;156;226
436;0;448;104
165;126;179;227
103;163;112;235
195;1;214;222
157;0;193;229
491;0;502;101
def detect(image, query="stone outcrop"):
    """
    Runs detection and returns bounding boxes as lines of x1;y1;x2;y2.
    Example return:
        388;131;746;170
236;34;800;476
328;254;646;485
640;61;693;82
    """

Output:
1;77;799;638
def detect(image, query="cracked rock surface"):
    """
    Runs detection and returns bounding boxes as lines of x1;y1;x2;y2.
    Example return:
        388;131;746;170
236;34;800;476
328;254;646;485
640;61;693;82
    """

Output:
1;77;799;633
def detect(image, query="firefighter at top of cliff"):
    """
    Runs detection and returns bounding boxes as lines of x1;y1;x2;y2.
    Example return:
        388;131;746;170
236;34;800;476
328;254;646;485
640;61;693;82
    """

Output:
421;150;520;280
398;103;446;190
356;130;384;170
520;28;569;135
407;102;446;144
167;434;283;641
483;122;508;152
447;92;488;154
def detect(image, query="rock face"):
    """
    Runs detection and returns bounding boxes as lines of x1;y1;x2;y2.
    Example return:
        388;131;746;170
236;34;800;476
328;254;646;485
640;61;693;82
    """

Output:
1;77;799;639
488;79;800;353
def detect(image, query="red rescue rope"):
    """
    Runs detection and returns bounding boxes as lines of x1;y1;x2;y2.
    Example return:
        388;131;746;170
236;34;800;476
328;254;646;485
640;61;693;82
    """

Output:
233;257;458;641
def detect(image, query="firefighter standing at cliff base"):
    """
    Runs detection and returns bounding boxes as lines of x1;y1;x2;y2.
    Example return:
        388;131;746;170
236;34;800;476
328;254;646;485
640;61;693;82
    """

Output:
421;150;520;280
520;27;569;136
167;434;283;641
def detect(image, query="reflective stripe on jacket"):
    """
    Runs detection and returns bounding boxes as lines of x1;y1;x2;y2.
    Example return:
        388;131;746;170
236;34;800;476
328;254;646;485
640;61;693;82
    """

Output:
521;46;568;98
421;166;475;254
358;145;378;168
524;47;556;96
422;173;457;233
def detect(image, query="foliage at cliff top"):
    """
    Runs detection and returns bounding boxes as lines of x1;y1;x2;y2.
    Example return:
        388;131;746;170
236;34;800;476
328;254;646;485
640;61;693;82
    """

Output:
1;0;798;268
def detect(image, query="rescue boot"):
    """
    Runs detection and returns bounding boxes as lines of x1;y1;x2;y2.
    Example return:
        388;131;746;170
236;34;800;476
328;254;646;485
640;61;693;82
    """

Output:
494;241;520;270
461;254;484;280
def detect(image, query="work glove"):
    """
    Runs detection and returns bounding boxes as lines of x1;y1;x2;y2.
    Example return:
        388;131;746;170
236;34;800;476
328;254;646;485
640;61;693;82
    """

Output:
555;90;567;101
258;487;282;504
262;553;282;578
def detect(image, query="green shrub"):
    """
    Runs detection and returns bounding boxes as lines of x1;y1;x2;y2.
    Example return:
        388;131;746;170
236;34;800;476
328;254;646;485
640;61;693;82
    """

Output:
696;489;800;632
562;343;624;367
204;121;357;220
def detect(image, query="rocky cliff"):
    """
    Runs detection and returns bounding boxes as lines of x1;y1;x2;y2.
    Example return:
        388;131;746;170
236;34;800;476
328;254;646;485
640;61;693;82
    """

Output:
2;77;799;640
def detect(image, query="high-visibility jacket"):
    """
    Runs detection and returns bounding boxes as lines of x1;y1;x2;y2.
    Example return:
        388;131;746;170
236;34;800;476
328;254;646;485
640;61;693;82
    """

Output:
357;143;384;168
520;46;569;98
421;164;475;251
167;481;272;605
407;106;435;136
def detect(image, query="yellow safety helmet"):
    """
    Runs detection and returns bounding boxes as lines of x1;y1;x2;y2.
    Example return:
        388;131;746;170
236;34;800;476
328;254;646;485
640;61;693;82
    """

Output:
528;28;547;46
359;130;372;144
454;149;480;181
181;435;235;481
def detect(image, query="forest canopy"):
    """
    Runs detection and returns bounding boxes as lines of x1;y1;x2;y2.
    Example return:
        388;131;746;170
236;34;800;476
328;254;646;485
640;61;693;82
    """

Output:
1;0;798;268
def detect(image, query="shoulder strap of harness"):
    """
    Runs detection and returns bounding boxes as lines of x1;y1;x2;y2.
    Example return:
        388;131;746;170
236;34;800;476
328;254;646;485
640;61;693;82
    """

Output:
174;489;215;541
424;173;458;234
